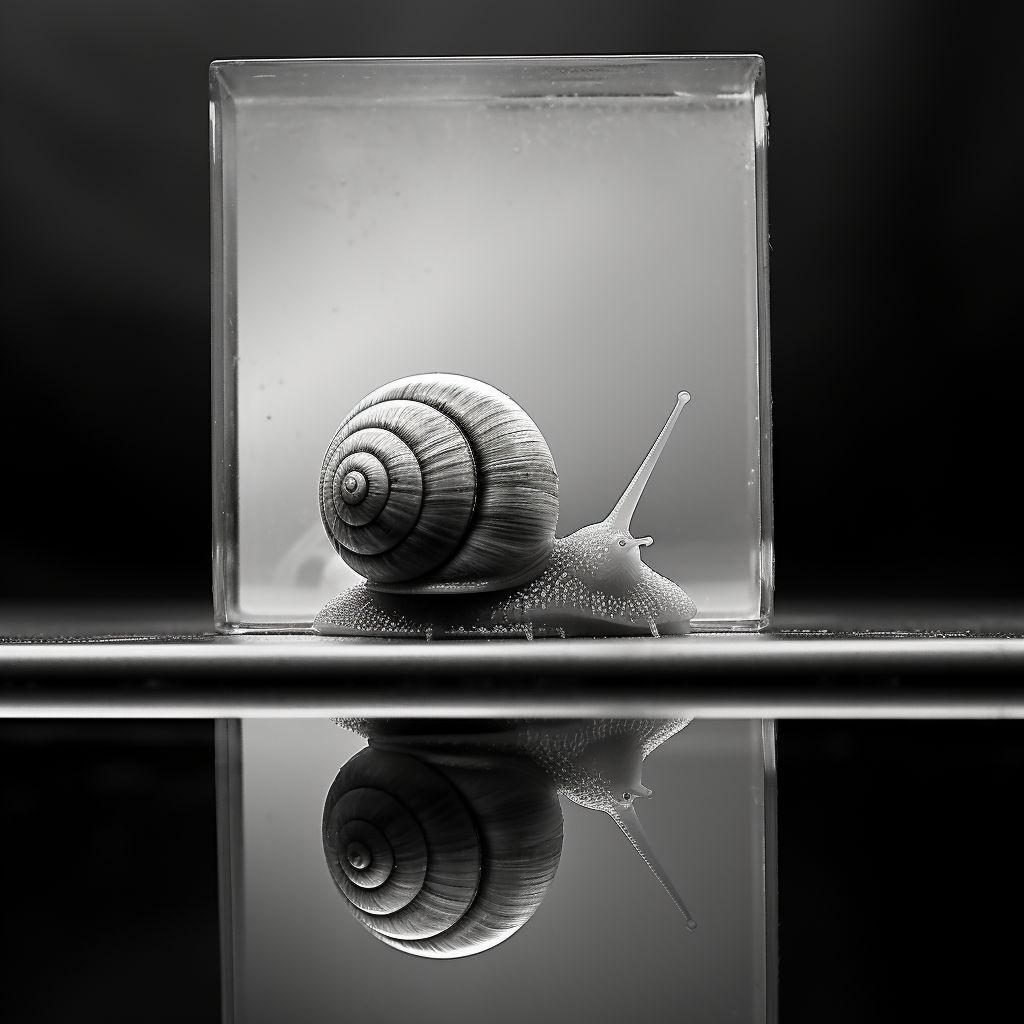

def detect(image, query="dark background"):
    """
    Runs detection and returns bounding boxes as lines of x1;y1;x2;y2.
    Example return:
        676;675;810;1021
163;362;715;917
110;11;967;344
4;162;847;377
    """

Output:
1;1;1021;1021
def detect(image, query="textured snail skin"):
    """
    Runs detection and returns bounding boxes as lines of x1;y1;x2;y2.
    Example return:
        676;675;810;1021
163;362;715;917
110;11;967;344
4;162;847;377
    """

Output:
323;745;563;958
315;377;697;638
315;532;696;638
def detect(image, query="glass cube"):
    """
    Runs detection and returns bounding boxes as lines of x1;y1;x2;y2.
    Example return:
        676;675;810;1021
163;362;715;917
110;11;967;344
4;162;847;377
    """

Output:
210;56;772;632
217;717;777;1021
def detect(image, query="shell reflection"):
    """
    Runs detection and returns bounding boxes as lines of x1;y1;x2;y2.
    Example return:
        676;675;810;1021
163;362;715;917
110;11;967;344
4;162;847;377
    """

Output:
323;719;694;959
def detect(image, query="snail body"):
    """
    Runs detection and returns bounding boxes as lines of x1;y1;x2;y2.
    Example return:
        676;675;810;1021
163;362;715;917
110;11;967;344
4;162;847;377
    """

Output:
323;718;694;959
315;373;696;638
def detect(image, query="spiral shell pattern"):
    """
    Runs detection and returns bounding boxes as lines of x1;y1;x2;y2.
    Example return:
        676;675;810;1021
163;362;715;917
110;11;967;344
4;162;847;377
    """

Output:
319;374;559;592
323;747;563;958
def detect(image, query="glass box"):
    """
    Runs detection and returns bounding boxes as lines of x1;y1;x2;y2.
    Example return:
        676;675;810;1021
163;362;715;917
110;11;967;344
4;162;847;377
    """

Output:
210;56;772;632
217;718;777;1023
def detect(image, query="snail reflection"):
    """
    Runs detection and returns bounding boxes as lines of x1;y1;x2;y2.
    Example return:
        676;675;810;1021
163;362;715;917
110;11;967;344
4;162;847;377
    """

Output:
323;718;695;959
315;373;697;638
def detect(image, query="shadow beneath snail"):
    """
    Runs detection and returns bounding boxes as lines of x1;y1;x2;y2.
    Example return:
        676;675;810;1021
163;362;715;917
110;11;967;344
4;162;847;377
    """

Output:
314;374;697;639
323;718;697;959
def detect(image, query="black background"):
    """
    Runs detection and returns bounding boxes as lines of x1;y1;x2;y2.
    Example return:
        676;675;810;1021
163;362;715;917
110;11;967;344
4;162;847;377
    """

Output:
1;1;1022;1021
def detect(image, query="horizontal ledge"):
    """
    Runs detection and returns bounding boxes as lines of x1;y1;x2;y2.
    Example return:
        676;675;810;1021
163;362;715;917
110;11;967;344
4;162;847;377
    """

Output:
1;633;1023;716
5;689;1024;718
3;632;1024;675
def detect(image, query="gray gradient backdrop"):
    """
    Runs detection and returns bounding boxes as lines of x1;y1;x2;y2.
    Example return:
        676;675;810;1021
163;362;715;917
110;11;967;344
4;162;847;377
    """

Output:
230;719;771;1023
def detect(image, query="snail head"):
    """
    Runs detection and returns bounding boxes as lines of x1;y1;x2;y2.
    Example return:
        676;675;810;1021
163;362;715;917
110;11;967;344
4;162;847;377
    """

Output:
570;391;690;581
567;734;653;814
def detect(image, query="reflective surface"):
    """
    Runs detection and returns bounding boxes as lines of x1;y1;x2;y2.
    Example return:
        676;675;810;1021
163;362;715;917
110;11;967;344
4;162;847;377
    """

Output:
4;629;1024;717
218;718;776;1022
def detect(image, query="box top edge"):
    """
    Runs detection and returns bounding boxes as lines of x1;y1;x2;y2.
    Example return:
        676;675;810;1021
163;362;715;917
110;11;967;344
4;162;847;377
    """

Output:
210;53;764;70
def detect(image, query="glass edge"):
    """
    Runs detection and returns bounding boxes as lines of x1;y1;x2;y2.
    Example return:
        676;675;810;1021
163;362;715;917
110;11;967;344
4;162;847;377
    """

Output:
219;621;315;635
752;62;775;631
208;52;767;69
692;617;771;633
761;719;779;1024
211;79;239;635
215;720;243;1024
209;62;236;103
220;619;768;635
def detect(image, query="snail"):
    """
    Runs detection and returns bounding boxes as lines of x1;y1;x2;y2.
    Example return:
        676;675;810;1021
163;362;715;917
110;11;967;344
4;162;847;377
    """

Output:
314;373;696;638
323;718;695;959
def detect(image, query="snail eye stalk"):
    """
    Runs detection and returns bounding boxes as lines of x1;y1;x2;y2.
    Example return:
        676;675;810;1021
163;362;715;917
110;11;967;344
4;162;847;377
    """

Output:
605;391;690;534
609;801;697;932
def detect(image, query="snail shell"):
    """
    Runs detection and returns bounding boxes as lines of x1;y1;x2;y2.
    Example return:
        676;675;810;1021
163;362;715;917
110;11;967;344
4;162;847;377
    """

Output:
322;746;563;958
319;374;559;593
